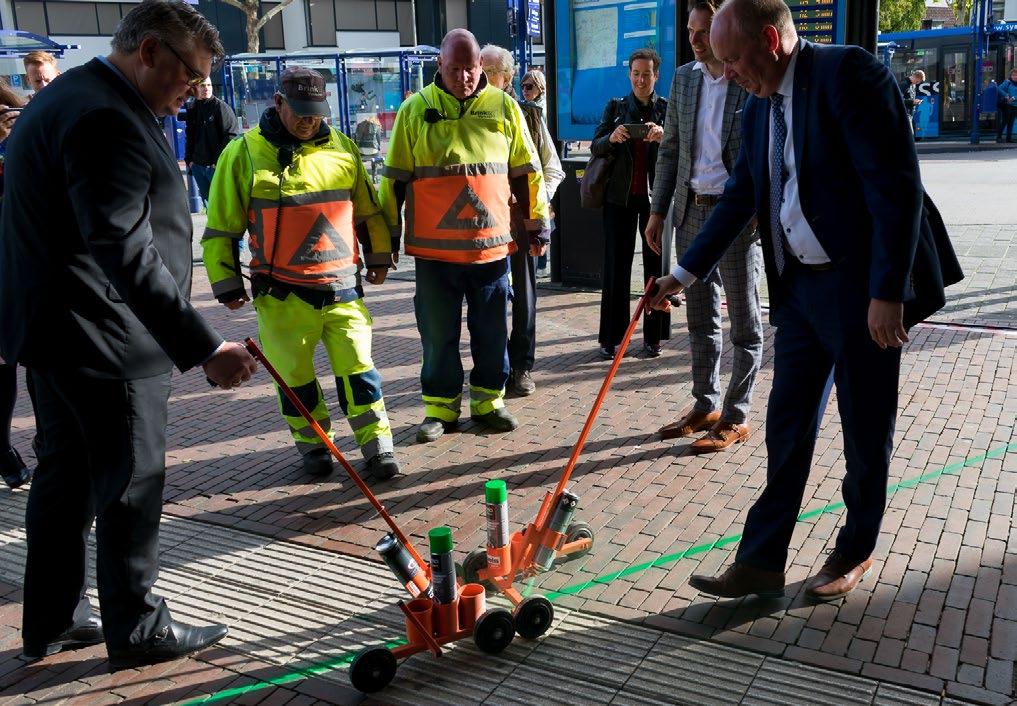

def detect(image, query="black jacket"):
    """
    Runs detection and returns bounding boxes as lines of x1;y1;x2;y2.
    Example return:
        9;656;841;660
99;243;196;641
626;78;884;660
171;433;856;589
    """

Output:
0;58;222;378
183;95;240;166
590;92;668;207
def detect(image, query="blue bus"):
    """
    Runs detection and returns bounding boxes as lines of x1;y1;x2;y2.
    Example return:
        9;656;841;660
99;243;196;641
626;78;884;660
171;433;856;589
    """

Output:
880;25;1017;139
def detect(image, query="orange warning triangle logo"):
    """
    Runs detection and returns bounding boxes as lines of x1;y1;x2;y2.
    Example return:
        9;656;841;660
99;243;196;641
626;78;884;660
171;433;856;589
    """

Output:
289;213;343;265
437;184;497;230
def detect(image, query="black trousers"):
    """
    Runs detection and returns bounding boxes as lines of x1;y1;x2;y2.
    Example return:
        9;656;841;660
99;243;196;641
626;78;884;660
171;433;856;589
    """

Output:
23;369;173;651
599;196;670;347
508;229;538;372
997;104;1016;141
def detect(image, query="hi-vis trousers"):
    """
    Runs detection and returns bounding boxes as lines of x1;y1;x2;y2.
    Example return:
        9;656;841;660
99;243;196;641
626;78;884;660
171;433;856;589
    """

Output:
254;293;393;459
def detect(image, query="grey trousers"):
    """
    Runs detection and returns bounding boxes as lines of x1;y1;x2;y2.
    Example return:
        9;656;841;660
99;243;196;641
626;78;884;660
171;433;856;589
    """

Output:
674;200;764;424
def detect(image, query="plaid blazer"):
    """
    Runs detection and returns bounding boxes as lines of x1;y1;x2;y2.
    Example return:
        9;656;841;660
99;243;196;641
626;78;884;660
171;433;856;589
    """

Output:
651;61;748;230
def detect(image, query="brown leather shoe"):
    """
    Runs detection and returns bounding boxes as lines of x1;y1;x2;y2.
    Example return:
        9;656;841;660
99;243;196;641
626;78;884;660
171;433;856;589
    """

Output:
658;408;720;440
805;552;874;601
689;562;785;598
689;421;750;453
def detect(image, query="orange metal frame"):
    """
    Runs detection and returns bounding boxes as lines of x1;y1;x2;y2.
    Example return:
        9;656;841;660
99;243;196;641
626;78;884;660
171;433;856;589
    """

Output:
476;278;660;604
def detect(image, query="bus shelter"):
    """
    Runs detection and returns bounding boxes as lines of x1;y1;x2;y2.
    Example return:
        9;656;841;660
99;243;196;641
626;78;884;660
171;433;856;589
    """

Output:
220;46;438;155
0;30;78;91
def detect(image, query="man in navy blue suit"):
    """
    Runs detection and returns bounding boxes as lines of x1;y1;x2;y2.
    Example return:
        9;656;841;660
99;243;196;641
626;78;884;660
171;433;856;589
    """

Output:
651;0;958;601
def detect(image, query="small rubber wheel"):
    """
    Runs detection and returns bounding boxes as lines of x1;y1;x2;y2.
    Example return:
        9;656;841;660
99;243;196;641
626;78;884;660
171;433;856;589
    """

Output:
513;595;554;639
349;646;397;693
462;548;493;589
564;521;595;559
473;608;515;654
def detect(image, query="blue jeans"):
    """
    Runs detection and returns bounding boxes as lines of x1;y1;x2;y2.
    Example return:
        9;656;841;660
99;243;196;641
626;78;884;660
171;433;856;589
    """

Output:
190;164;215;204
413;258;510;406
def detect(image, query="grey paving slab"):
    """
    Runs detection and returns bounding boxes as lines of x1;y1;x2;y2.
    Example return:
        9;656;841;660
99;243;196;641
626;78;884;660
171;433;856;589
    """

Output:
743;658;878;705
874;682;944;705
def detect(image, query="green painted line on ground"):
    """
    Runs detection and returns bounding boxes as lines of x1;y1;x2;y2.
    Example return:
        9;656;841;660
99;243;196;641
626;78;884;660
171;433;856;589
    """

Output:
178;638;408;705
186;440;1016;702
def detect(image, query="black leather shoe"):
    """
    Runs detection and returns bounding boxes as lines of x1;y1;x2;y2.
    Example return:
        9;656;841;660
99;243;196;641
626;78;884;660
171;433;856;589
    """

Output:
1;448;32;489
416;417;457;443
302;448;334;477
366;451;400;480
22;614;104;662
643;343;662;358
597;345;615;360
108;621;228;671
471;407;518;432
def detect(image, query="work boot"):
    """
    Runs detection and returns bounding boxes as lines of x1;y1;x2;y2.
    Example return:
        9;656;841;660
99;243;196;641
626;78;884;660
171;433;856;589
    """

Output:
366;451;400;480
508;369;536;397
417;417;457;443
302;448;334;477
472;408;518;432
1;448;32;489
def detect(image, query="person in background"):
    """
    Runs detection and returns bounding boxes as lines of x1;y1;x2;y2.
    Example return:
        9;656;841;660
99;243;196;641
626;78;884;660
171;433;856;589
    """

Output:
996;68;1017;144
0;78;31;490
591;48;671;360
182;76;239;206
645;0;763;454
904;70;924;135
1;0;258;667
480;44;564;397
23;51;60;94
520;69;547;119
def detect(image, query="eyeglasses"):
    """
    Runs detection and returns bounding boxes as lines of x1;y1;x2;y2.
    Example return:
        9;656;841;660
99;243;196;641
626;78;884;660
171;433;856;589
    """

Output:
163;41;206;87
521;83;536;91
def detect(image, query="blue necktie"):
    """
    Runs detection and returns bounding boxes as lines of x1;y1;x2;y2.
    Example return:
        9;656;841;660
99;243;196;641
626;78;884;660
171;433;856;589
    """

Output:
769;94;787;275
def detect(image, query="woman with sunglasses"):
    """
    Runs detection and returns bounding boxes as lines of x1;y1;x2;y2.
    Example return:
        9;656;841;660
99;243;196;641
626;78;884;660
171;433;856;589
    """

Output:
520;70;547;121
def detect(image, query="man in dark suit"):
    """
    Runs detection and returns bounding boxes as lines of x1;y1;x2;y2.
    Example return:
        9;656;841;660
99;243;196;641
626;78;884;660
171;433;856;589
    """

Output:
0;0;258;667
650;0;961;601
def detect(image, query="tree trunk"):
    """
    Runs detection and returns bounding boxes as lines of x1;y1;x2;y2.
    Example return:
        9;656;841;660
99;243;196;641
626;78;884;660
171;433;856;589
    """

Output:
245;3;261;53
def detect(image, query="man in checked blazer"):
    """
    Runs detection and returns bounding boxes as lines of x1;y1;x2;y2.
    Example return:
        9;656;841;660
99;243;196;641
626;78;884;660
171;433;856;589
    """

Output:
645;0;763;454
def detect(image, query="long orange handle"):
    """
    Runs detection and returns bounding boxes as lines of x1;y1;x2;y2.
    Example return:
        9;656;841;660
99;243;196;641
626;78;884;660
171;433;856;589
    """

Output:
244;337;427;572
549;277;658;501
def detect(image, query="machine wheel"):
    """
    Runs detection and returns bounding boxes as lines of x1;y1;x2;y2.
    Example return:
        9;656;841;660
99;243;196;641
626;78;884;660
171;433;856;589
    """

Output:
563;521;595;560
462;548;493;589
349;647;397;693
513;595;554;639
473;608;515;654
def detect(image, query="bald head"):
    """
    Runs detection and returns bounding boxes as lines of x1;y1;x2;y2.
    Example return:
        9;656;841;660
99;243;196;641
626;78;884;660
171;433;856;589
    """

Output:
438;29;483;99
710;0;798;97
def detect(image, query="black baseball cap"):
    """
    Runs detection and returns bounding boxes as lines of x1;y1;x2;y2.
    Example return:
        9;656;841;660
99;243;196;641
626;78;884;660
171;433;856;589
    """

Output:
279;67;331;117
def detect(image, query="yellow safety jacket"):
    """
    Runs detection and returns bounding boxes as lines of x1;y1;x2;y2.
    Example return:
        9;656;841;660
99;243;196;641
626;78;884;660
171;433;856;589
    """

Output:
203;122;391;299
379;76;550;264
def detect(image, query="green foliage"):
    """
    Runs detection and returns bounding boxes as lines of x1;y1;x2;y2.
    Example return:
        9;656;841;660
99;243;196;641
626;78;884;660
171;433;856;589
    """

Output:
948;0;972;26
879;0;928;32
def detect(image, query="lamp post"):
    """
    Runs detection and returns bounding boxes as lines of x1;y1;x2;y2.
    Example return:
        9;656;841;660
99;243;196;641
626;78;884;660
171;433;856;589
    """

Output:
971;0;990;144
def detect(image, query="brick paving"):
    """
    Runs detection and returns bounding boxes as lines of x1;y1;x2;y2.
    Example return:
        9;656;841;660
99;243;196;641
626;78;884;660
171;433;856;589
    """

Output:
1;151;1015;703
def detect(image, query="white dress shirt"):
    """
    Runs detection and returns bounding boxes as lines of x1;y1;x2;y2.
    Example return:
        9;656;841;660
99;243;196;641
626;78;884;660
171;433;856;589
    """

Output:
672;40;829;286
689;63;730;196
770;41;830;265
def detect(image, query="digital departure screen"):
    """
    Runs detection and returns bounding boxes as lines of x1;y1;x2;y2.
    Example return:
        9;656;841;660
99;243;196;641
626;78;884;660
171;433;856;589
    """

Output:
788;1;847;45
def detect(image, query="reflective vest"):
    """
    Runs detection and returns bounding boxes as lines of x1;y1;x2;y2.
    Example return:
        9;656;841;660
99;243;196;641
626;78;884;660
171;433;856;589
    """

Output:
380;79;550;264
203;124;391;299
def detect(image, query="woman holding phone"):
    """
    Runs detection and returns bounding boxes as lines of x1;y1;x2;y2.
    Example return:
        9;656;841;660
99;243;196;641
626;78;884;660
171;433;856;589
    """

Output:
590;48;670;359
0;77;32;489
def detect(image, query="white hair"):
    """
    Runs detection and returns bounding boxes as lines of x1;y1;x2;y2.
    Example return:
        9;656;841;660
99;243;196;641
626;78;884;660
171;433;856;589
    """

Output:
480;44;515;78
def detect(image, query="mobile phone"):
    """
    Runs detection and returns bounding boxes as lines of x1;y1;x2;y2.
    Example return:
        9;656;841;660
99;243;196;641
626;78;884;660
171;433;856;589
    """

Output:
0;108;22;117
623;122;650;139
